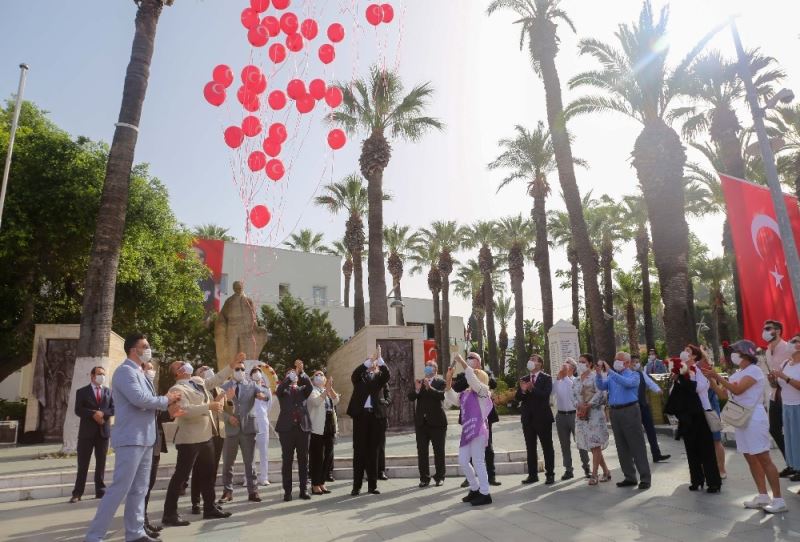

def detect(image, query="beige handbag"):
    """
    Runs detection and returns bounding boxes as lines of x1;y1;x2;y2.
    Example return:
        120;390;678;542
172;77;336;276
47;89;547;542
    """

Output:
704;410;723;432
720;399;754;428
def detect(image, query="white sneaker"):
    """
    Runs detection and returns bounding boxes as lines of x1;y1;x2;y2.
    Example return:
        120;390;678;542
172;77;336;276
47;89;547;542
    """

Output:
764;499;788;514
259;480;270;486
743;496;771;509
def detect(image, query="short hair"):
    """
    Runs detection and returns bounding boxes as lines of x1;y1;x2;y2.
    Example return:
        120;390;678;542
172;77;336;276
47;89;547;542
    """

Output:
616;351;631;362
630;353;641;361
648;348;656;353
124;333;146;355
194;366;209;376
687;344;703;362
765;320;784;333
425;360;439;372
529;353;543;364
91;366;105;376
580;353;594;365
466;352;482;364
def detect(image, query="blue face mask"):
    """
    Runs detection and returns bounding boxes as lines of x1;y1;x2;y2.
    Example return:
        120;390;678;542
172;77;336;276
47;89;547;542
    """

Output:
424;366;435;377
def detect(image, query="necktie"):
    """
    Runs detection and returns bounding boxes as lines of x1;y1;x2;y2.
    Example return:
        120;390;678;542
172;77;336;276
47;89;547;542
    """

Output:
96;386;102;405
235;383;240;398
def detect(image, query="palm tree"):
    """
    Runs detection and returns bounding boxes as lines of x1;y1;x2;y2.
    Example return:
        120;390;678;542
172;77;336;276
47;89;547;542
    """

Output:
193;223;235;241
330;66;443;325
495;295;514;375
462;221;500;374
383;224;418;325
613;270;642;357
410;241;443;362
696;256;732;362
327;240;353;308
496;215;535;374
417;221;463;364
487;0;614;362
622;195;655;351
772;104;800;199
548;209;581;332
453;259;486;358
77;0;174;422
567;0;710;355
315;174;387;332
283;229;328;253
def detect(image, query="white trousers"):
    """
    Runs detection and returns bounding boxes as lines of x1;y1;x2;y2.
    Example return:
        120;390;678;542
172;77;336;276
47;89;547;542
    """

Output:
459;434;489;495
255;415;270;483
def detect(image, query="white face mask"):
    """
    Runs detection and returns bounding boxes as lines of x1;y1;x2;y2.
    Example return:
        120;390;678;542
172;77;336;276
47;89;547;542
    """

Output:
288;371;298;383
632;362;641;371
527;360;536;372
648;355;655;361
467;357;479;369
204;369;215;379
94;374;106;386
180;362;194;378
140;348;152;363
313;375;325;387
679;351;690;363
577;362;588;374
233;370;245;382
613;360;625;372
762;330;775;343
364;359;374;369
145;369;156;381
731;353;742;366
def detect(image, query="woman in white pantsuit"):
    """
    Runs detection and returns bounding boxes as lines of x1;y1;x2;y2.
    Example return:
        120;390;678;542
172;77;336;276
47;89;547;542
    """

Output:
251;366;276;486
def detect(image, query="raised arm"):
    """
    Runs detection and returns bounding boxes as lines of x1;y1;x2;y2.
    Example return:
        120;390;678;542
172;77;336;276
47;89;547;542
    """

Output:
298;374;313;399
204;365;233;390
465;366;490;396
607;369;639;389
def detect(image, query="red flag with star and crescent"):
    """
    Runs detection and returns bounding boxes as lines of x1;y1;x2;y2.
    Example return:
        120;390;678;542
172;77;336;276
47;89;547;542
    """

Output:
721;173;800;347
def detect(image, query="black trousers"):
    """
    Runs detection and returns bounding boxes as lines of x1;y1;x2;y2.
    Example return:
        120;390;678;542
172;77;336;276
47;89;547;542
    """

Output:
378;417;388;473
309;433;335;486
486;421;496;479
72;436;108;498
415;423;446;482
192;435;224;506
145;451;160;518
352;412;383;491
769;399;787;460
522;421;555;477
640;402;663;459
279;426;310;494
682;412;722;488
163;439;216;516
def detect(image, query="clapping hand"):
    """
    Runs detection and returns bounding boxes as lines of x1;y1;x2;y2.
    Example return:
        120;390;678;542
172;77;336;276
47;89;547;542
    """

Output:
445;367;454;389
454;354;467;369
168;403;186;418
700;366;719;382
208;401;223;413
519;378;533;392
228;415;239;427
166;390;182;405
92;410;104;424
415;379;422;392
225;387;236;400
294;359;304;374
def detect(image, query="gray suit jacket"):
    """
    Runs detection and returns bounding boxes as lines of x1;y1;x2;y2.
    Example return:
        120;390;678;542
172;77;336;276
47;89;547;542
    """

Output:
110;359;168;448
221;379;269;436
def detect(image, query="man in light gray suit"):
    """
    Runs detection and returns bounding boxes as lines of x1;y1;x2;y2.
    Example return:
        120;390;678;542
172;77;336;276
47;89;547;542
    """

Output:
218;358;270;503
84;333;183;542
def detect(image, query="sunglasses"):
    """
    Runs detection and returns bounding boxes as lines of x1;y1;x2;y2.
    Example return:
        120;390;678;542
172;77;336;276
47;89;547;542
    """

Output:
791;339;800;345
234;368;245;372
764;327;775;332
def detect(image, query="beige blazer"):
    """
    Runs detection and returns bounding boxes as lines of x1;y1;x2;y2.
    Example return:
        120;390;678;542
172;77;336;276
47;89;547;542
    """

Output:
170;366;232;445
307;387;340;436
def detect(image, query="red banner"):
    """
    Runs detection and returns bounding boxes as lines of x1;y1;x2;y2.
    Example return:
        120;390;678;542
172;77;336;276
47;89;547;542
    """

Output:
192;239;225;313
721;174;800;346
423;339;438;363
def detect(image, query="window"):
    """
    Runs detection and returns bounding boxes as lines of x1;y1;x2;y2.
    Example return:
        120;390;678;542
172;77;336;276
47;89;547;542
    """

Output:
279;283;290;298
312;286;327;306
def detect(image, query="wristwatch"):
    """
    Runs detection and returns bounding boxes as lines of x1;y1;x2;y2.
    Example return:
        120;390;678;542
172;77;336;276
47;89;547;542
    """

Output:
786;377;792;384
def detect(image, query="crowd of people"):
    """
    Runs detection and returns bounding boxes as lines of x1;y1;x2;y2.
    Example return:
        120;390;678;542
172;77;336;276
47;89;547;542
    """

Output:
71;320;800;541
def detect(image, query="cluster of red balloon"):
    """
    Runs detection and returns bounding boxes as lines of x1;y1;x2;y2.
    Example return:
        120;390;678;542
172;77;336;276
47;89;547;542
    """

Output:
365;3;394;26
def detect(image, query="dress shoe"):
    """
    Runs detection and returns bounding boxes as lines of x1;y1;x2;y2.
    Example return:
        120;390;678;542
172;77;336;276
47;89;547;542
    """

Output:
616;480;637;488
561;471;574;481
638;482;651;490
435;479;444;487
779;467;795;478
653;455;671;463
378;472;389;481
419;479;431;488
161;514;190;527
584;469;591;479
368;488;381;495
248;492;262;503
462;489;480;503
284;493;293;502
299;492;311;500
488;478;502;486
688;483;704;491
790;472;800;482
460;479;470;488
191;504;201;515
95;491;105;499
203;508;231;520
350;489;360;497
217;490;233;504
321;487;332;494
521;476;539;484
128;536;160;542
706;486;721;494
470;493;492;506
326;475;336;482
69;496;81;504
545;476;555;485
144;517;162;532
143;525;161;540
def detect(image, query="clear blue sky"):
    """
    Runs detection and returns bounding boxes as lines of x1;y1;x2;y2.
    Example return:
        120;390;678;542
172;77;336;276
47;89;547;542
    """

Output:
2;0;800;324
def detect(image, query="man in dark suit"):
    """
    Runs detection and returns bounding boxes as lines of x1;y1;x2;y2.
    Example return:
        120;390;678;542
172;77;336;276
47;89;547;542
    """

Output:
70;366;114;503
408;360;447;487
275;359;313;501
377;383;391;480
347;346;390;496
516;353;555;485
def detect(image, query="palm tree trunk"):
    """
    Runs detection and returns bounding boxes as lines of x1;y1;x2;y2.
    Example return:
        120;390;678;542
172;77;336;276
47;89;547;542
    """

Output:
353;252;365;332
722;220;744;337
343;264;352;308
440;273;451;364
511;265;526;376
393;277;404;325
636;226;655;351
499;328;508;375
601;240;614;322
432;288;442;362
582;276;596;358
626;300;639;356
367;169;388;325
633;120;691;355
710;300;721;362
71;0;165;453
537;52;615;361
483;278;499;374
568;246;580;331
687;278;699;344
532;193;553;372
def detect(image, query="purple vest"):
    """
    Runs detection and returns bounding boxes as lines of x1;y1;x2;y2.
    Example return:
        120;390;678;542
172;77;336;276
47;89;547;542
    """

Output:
460;391;489;447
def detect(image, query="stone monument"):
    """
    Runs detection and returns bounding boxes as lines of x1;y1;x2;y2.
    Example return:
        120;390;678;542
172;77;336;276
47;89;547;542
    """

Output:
547;319;581;376
214;281;268;369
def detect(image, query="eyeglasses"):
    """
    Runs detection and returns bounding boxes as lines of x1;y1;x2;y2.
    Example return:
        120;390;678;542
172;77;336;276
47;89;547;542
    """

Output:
791;339;800;345
466;356;478;360
234;368;245;372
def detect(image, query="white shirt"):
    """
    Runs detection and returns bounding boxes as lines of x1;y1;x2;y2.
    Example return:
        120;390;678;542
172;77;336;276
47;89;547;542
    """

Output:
363;357;386;409
553;377;577;411
778;362;800;406
766;339;793;400
691;369;712;411
730;363;766;408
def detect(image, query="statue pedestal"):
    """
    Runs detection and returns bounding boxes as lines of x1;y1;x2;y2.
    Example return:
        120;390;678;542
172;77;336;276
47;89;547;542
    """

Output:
547;320;581;376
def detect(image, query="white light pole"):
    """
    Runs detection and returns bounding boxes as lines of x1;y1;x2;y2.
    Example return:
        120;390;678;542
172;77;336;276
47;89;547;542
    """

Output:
0;63;30;232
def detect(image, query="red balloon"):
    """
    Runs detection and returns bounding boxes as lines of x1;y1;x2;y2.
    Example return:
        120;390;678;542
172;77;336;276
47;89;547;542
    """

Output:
241;65;266;92
251;0;270;13
327;128;346;150
248;151;267;172
381;4;395;23
241;7;260;29
327;23;345;43
248;24;269;47
365;4;383;26
318;44;335;65
300;19;319;40
308;79;327;100
268;90;287;110
262;16;280;37
325;85;343;108
224;126;245;149
262;137;282;157
286;79;306;100
266;159;285;181
242;115;262;137
269;122;288;143
250;205;271;228
280;12;299;35
212;64;233;88
296;94;315;114
237;86;257;105
272;0;290;9
269;43;287;63
243;97;260;112
203;82;226;107
286;33;303;52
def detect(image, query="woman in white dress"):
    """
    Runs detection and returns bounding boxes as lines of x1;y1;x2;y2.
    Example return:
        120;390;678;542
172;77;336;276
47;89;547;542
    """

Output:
702;340;786;513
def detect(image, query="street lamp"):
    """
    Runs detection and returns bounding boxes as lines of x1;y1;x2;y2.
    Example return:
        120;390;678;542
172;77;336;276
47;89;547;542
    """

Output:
0;63;30;232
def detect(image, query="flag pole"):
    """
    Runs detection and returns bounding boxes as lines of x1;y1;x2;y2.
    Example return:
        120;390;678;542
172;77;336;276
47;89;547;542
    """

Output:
731;21;800;321
0;63;30;232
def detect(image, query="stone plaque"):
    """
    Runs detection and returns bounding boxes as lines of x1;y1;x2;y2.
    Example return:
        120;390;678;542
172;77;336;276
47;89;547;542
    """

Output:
547;320;580;376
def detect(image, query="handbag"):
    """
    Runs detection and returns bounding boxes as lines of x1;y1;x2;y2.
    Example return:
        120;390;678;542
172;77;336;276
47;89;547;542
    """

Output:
704;410;722;433
576;403;590;421
720;399;754;428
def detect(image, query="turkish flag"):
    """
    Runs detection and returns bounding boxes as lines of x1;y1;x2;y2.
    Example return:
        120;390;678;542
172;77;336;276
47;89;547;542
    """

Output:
721;174;800;346
423;339;438;363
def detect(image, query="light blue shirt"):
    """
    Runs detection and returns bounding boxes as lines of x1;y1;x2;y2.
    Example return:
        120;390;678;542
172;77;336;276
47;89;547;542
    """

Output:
596;369;640;406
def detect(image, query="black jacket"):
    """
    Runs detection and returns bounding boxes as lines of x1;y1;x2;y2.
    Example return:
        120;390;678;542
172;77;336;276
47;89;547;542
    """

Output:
347;364;390;419
453;371;499;425
407;377;447;428
74;384;114;440
275;374;313;432
155;410;169;455
664;374;705;436
515;372;554;426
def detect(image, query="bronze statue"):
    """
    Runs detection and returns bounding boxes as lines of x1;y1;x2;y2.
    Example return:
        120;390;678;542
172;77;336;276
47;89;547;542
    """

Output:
214;281;267;369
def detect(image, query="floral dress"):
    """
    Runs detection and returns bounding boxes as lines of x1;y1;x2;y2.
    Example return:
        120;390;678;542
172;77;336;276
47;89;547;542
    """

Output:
574;373;609;450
